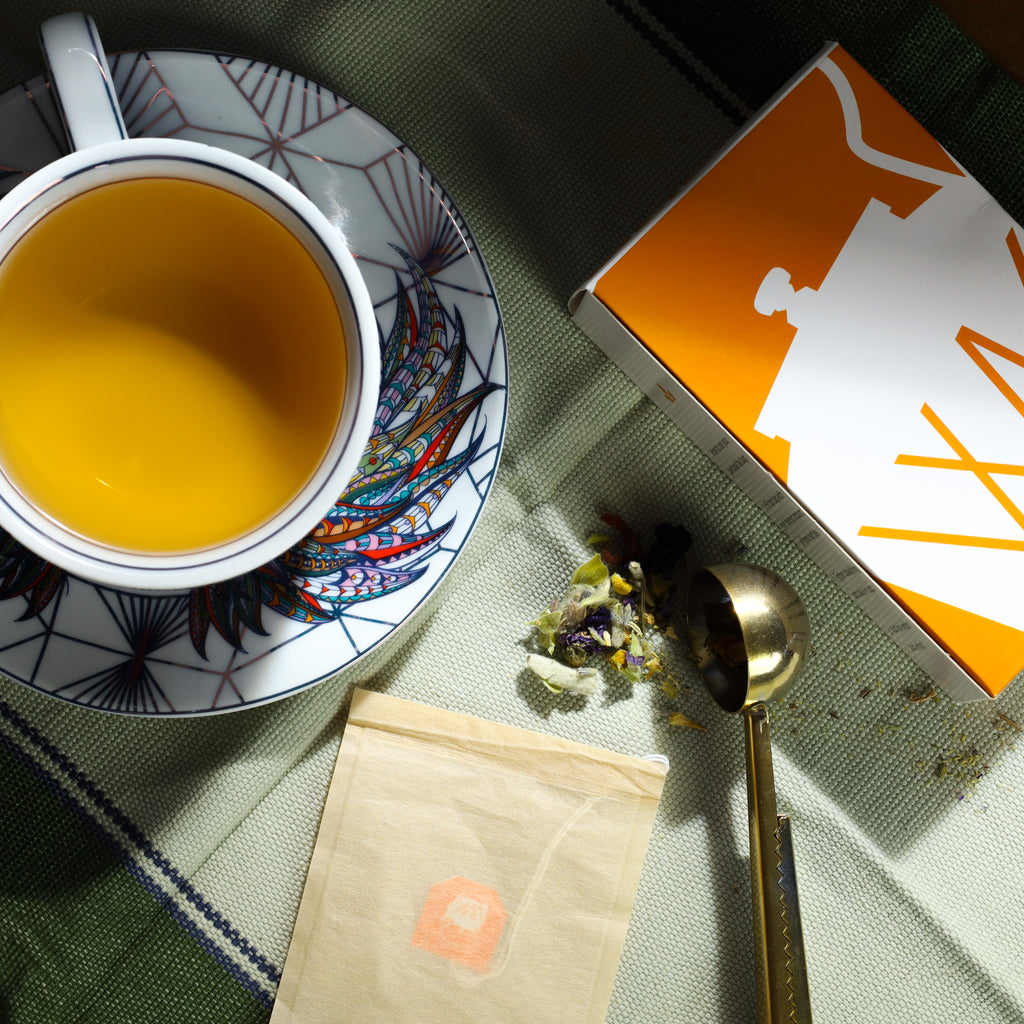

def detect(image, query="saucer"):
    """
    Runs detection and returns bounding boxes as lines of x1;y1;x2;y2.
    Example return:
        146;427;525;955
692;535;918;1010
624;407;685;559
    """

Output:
0;49;507;716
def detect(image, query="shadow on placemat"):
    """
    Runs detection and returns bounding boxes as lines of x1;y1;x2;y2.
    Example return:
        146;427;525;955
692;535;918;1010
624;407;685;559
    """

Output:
517;429;1024;863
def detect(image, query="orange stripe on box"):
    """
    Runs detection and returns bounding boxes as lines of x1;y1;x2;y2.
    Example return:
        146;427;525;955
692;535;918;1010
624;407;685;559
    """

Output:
895;454;1024;476
858;526;1024;551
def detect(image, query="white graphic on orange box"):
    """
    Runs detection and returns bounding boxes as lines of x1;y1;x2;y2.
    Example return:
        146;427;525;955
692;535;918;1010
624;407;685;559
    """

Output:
754;57;1024;636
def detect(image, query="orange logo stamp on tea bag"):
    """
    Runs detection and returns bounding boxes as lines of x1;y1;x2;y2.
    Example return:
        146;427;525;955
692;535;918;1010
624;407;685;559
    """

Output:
412;876;507;971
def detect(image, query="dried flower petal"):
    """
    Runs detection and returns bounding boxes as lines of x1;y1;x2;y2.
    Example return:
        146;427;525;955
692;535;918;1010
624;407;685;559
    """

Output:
561;645;590;668
526;653;598;695
528;608;564;654
669;711;706;731
559;629;603;651
610;573;633;596
660;676;680;699
616;631;648;683
570;552;609;588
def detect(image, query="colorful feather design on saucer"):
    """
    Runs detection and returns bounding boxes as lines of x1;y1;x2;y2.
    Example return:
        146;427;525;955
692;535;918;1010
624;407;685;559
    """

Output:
188;248;500;655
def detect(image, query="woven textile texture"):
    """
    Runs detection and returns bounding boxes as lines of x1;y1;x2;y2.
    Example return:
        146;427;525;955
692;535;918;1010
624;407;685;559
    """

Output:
1;1;1024;1022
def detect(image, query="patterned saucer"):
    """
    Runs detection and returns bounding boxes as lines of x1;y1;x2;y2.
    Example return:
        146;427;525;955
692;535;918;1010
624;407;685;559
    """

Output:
0;50;507;715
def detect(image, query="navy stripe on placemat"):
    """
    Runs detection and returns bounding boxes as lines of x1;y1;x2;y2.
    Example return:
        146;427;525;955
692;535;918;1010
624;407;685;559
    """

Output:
0;698;281;1003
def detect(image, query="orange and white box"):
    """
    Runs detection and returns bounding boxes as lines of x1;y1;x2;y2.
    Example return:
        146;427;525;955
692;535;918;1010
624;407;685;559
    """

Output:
571;43;1024;701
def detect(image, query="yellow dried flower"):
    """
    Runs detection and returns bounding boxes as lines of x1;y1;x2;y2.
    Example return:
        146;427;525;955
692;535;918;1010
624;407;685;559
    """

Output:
669;711;706;731
610;573;633;596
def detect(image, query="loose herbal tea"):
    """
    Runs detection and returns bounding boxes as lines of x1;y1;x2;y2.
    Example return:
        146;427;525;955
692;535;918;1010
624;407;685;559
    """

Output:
526;518;707;730
270;689;667;1024
527;518;691;690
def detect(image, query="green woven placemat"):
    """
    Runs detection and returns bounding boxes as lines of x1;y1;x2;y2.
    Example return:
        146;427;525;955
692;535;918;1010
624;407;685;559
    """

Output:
1;2;1023;1022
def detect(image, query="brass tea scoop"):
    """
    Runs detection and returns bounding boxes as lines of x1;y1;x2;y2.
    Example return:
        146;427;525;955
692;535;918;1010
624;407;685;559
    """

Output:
687;563;813;1024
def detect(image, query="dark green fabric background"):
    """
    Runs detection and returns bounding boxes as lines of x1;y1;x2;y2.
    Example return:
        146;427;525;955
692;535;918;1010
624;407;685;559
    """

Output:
1;740;265;1022
0;0;1021;302
643;0;1024;224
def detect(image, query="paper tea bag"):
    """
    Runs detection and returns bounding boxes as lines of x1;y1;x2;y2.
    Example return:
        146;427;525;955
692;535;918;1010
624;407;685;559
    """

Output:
270;688;667;1024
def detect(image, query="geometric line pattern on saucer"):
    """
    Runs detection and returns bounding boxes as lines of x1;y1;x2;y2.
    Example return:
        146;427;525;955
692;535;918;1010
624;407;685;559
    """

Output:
0;50;507;715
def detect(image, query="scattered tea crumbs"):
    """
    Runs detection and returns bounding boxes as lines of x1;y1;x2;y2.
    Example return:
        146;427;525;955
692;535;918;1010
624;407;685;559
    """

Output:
935;747;990;792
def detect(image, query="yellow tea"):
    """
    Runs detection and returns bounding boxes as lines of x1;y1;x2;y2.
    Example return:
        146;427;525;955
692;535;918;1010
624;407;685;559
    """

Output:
0;177;348;555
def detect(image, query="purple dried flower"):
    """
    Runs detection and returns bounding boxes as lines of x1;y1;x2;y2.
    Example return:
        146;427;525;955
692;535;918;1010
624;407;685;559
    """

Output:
557;630;605;667
559;630;605;654
583;604;613;633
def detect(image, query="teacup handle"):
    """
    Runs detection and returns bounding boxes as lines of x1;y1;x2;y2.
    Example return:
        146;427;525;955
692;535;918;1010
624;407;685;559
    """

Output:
39;12;129;150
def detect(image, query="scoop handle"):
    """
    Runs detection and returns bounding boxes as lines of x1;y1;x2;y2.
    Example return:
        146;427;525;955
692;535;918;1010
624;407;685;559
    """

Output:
744;702;812;1023
777;814;813;1023
39;12;129;150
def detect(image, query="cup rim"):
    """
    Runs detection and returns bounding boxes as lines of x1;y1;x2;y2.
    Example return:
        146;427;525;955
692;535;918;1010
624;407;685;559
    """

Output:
0;136;381;591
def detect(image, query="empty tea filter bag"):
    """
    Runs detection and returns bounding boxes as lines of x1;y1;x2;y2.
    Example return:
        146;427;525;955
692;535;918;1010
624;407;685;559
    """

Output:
270;688;668;1024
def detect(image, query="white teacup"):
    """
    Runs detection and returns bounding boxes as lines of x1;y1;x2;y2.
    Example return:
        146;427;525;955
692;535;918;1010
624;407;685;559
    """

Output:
0;13;380;591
